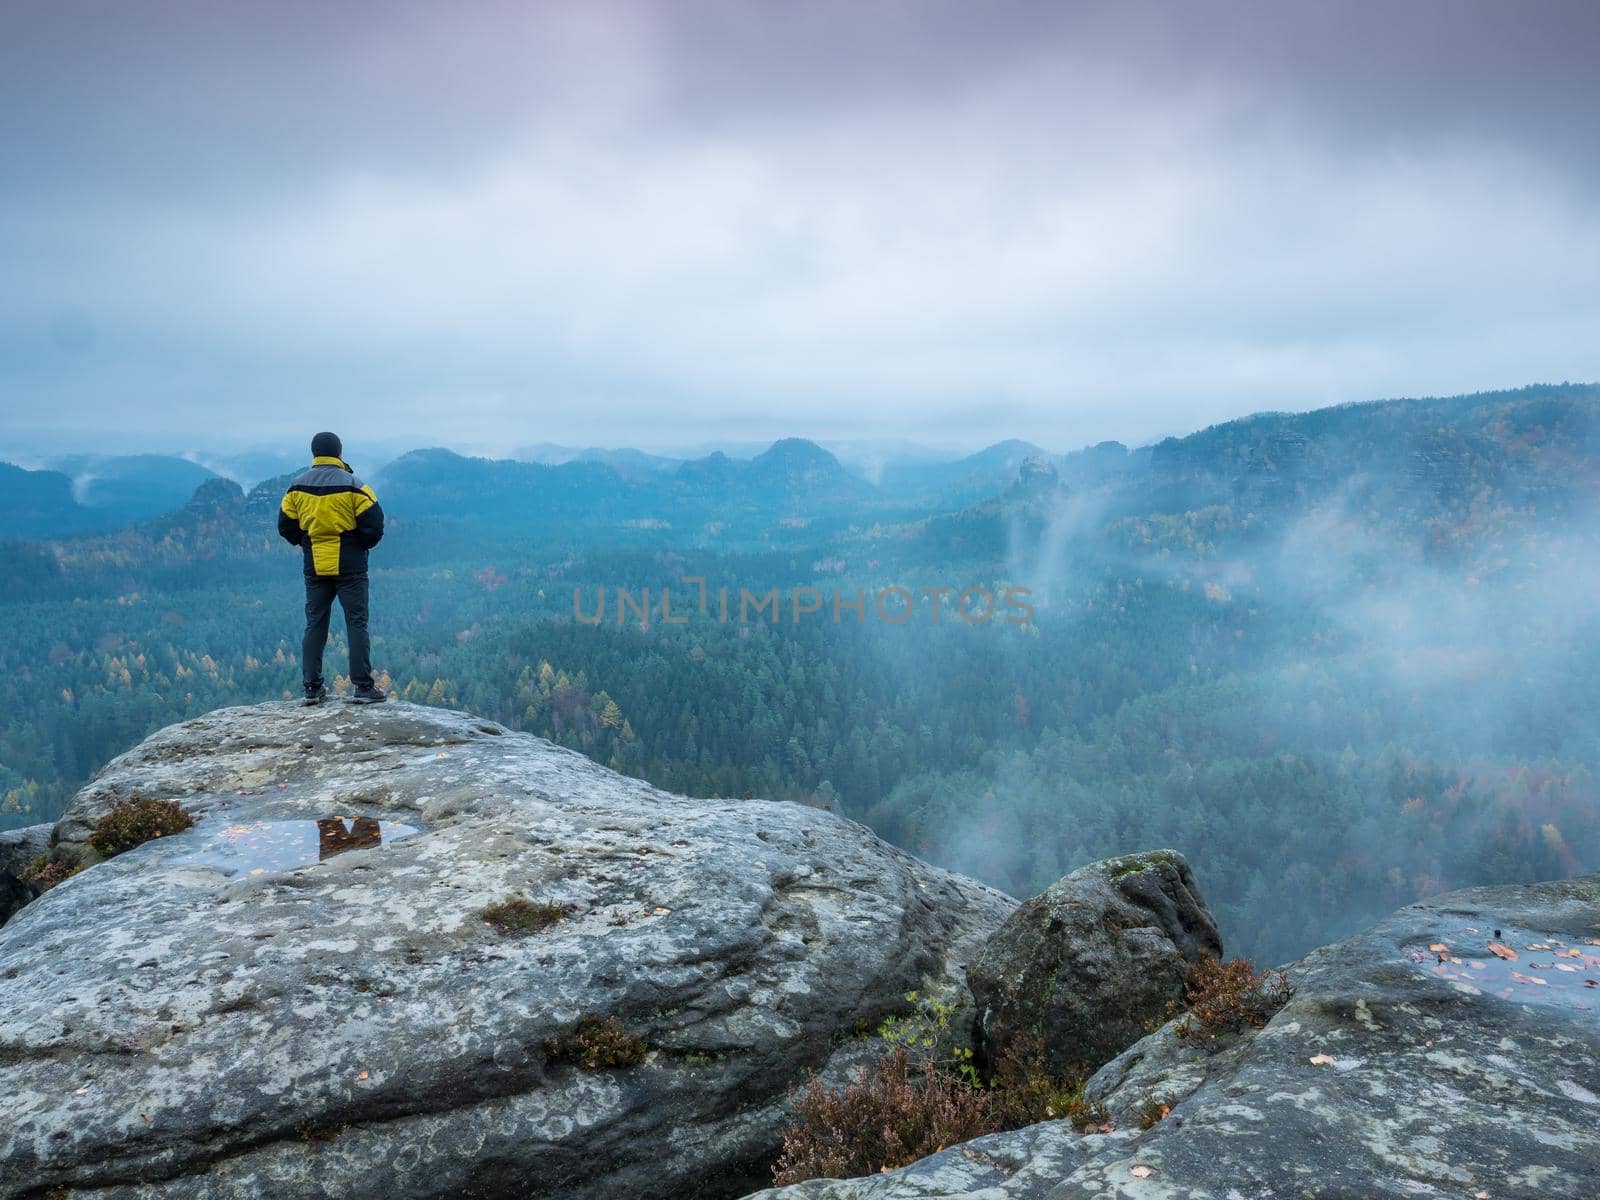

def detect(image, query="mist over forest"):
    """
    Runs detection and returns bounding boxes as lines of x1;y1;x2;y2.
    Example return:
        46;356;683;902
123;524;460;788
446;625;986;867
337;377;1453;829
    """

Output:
2;383;1596;963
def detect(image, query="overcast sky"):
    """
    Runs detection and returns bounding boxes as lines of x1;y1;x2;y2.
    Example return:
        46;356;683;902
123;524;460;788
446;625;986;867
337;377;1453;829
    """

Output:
2;0;1597;457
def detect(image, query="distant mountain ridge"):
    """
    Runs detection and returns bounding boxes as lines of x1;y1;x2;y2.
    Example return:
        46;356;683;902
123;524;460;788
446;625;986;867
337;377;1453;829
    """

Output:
880;438;1050;506
511;443;684;482
6;384;1595;544
743;437;874;508
46;453;218;518
0;455;223;542
376;438;875;534
0;462;112;540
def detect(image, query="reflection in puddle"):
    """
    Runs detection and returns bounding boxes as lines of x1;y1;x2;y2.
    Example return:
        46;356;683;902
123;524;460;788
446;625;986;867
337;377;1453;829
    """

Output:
173;818;419;877
1404;924;1600;1012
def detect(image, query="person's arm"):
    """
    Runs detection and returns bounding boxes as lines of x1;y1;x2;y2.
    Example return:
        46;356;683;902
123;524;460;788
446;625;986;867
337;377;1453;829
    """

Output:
278;491;303;545
353;481;384;549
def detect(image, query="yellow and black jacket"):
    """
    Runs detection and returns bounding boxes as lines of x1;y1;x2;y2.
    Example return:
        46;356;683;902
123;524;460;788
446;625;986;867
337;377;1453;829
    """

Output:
278;456;385;577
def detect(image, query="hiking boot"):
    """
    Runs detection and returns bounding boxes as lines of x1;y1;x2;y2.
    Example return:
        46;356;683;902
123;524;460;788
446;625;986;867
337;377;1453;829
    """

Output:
349;684;387;704
302;685;328;707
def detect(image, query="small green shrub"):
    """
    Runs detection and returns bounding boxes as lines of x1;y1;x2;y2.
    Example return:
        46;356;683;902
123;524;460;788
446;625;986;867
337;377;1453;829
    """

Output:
875;990;960;1053
89;796;193;858
545;1015;647;1069
1172;954;1294;1046
481;896;565;936
19;853;84;893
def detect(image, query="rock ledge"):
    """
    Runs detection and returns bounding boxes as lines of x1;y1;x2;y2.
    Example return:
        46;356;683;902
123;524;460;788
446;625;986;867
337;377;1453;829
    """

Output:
0;701;1013;1200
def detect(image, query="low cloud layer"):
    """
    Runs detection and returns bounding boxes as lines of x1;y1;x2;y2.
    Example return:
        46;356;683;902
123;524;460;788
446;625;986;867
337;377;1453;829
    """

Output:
2;0;1597;454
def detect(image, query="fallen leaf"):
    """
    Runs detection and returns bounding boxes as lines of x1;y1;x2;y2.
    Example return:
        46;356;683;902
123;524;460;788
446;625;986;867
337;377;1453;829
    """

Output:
73;1086;90;1096
1510;972;1549;987
1429;943;1449;953
140;1113;153;1124
1487;941;1519;961
1130;1165;1153;1178
1309;1053;1336;1066
356;1071;369;1081
653;907;671;916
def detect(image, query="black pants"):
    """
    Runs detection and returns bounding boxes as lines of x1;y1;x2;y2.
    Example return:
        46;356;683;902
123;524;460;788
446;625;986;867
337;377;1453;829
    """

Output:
302;574;373;691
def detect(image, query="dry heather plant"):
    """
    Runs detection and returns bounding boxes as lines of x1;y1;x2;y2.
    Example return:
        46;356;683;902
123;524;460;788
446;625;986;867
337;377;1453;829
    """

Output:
1173;954;1294;1046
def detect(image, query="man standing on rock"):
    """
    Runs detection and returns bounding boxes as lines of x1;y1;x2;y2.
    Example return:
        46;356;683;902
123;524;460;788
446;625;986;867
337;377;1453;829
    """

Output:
277;432;387;705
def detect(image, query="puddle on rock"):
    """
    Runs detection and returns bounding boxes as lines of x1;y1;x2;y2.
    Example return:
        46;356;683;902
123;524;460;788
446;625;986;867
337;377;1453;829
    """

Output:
173;817;420;877
1404;923;1600;1012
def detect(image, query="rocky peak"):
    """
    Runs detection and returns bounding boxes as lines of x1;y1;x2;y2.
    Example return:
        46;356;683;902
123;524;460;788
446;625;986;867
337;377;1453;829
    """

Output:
1013;455;1060;491
182;476;246;518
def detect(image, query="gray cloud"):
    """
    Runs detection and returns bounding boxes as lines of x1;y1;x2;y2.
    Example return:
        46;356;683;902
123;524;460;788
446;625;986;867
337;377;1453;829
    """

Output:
1;0;1597;455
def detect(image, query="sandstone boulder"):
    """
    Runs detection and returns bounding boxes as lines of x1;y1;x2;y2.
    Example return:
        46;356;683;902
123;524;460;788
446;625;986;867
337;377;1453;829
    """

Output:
967;849;1221;1078
0;822;52;928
